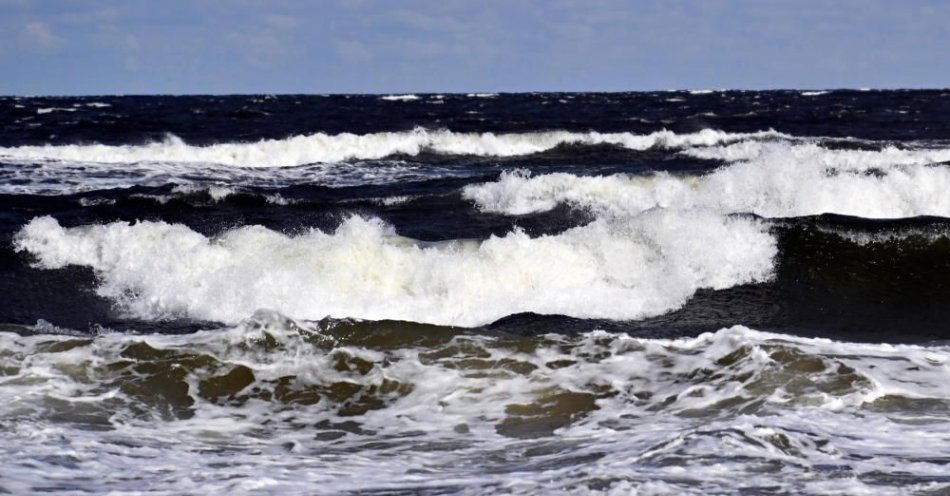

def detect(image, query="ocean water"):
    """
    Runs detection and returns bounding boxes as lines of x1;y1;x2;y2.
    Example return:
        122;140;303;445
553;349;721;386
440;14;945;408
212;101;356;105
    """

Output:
2;90;950;494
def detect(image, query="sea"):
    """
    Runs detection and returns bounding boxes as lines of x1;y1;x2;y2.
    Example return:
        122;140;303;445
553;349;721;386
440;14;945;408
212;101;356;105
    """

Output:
1;90;950;495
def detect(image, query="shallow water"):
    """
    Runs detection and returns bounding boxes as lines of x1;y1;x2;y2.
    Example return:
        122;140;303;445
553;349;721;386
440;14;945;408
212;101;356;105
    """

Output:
3;318;950;494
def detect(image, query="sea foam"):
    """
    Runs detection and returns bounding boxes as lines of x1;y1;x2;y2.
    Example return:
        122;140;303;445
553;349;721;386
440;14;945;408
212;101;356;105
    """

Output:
2;321;948;494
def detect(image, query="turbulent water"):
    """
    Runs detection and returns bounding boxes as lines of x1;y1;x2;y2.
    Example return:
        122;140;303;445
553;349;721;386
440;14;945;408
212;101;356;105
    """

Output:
3;91;950;494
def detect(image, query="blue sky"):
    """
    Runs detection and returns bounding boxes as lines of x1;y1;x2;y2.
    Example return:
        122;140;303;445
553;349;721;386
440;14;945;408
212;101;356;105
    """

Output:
2;0;949;95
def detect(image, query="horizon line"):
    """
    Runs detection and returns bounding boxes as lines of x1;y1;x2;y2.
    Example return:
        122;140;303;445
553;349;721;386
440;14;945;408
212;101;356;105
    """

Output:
4;86;950;99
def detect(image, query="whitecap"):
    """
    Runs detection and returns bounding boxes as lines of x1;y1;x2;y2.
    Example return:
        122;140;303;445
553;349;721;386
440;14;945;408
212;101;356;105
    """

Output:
36;107;76;114
14;212;776;327
0;128;787;168
380;94;420;102
466;142;950;219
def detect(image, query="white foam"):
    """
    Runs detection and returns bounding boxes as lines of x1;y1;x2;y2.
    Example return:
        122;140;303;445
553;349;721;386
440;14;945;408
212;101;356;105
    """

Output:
76;197;115;207
380;94;420;101
818;225;950;246
264;193;292;205
373;194;416;206
681;140;950;165
465;142;950;219
130;184;240;204
170;184;237;201
14;212;775;327
467;93;498;98
801;91;829;96
36;107;76;114
0;128;786;168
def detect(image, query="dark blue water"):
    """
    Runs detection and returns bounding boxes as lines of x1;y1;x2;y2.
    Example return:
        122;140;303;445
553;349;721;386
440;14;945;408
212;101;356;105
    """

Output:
3;91;950;342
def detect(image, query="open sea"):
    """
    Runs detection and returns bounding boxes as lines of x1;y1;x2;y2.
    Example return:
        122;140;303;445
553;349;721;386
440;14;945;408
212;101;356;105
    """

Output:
2;90;950;494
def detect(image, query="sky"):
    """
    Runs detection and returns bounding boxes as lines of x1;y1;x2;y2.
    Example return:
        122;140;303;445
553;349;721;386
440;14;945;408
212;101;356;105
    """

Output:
1;0;949;95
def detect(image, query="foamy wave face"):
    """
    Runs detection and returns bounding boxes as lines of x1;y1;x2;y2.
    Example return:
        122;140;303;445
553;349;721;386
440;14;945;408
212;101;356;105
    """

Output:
465;142;950;219
14;213;775;326
0;128;785;168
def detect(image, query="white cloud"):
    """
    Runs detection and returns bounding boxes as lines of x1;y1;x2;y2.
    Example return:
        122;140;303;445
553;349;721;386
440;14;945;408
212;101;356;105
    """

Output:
22;21;60;51
337;0;373;9
388;10;467;32
227;30;291;67
333;39;373;62
265;13;300;30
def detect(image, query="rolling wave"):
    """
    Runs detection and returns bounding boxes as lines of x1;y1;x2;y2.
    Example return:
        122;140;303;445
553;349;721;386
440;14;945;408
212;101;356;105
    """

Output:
13;132;950;327
465;142;950;219
14;212;775;327
0;128;786;168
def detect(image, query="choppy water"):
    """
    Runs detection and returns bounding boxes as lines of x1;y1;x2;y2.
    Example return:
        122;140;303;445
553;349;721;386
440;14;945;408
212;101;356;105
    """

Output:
2;90;950;494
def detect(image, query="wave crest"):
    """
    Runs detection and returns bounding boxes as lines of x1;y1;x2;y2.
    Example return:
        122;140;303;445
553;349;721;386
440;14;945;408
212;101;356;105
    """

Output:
14;213;776;327
465;142;950;219
0;128;787;168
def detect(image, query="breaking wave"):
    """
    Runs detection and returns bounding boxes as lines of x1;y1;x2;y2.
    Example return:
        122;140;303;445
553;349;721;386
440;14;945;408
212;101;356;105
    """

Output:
14;212;775;327
465;141;950;219
0;128;786;168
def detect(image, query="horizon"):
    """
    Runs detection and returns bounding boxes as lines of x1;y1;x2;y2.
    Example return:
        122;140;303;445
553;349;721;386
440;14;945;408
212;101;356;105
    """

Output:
5;86;950;99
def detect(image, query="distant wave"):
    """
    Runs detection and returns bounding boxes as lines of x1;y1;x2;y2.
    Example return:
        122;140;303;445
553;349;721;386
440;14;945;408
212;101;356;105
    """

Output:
465;142;950;219
0;128;787;168
36;107;77;114
380;94;420;101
